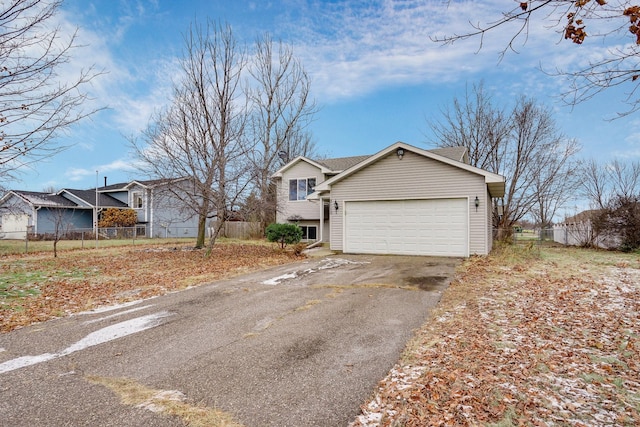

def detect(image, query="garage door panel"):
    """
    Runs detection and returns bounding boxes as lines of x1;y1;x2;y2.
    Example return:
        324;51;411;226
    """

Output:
344;199;468;256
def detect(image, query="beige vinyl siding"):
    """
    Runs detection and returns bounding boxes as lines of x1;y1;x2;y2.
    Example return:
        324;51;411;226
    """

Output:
485;188;493;253
330;150;490;255
276;160;322;222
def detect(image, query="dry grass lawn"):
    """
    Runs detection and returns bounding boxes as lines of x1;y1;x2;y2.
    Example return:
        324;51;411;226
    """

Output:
352;244;640;426
0;240;300;333
3;239;639;426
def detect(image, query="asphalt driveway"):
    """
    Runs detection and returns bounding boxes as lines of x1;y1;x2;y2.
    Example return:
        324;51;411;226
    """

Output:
0;254;460;427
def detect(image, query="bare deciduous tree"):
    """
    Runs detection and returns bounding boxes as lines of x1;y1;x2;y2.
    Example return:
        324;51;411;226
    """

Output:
434;1;640;115
1;0;100;184
581;157;640;208
50;206;75;258
609;159;640;199
429;84;581;233
528;139;581;228
133;21;250;253
428;83;510;172
581;158;611;209
246;33;318;230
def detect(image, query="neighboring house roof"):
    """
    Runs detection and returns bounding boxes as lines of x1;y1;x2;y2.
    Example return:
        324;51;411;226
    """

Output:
0;188;129;211
60;189;128;208
562;210;600;225
99;182;130;191
313;142;505;198
3;190;78;208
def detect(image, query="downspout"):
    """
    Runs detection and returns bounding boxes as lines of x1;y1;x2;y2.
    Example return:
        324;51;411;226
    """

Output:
149;188;153;238
33;206;40;235
306;240;324;249
306;197;327;249
318;196;324;243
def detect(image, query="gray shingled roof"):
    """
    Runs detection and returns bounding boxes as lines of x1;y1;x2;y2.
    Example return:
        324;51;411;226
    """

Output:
314;155;372;172
428;146;467;162
12;190;78;207
63;189;128;208
312;147;467;173
99;182;129;191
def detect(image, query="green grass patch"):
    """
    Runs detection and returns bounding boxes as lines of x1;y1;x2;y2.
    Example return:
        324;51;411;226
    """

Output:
0;271;46;304
0;265;99;310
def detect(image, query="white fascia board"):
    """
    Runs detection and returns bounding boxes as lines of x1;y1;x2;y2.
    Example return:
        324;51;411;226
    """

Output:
305;190;330;201
0;191;20;205
315;141;506;193
124;180;148;190
271;156;333;179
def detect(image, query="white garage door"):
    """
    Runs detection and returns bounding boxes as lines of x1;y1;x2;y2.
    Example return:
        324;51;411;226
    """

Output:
344;199;468;256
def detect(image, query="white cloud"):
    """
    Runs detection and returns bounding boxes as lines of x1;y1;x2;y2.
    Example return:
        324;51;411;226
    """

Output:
275;1;550;101
66;167;94;182
269;0;629;104
65;159;140;183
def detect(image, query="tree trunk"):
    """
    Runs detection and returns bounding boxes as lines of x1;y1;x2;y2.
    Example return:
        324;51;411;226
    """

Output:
195;214;206;248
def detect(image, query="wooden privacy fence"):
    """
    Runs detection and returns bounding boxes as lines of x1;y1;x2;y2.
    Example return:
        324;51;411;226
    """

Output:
208;221;263;239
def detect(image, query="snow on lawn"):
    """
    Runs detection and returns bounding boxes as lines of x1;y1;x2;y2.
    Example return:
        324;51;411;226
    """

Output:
351;249;640;426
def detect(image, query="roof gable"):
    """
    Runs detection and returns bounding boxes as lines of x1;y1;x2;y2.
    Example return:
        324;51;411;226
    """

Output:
273;146;470;180
314;142;505;198
125;177;191;189
4;190;79;208
271;156;330;178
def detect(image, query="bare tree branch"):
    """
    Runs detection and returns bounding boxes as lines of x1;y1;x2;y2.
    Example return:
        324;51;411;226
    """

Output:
433;1;640;114
245;33;318;230
132;20;250;252
0;0;102;185
428;83;581;230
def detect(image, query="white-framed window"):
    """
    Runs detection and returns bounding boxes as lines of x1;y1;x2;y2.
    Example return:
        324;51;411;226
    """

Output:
288;178;316;201
300;225;317;241
132;192;143;209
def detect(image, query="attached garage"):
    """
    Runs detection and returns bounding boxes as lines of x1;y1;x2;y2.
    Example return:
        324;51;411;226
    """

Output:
1;214;29;239
344;198;468;256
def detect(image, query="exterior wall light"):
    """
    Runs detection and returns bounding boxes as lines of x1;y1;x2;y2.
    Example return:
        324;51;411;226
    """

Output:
333;200;339;212
474;196;480;212
396;147;405;160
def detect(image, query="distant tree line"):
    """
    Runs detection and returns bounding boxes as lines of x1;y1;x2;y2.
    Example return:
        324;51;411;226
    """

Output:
428;82;640;250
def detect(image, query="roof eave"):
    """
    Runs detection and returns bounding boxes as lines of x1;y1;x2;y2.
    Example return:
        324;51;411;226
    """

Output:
271;156;336;179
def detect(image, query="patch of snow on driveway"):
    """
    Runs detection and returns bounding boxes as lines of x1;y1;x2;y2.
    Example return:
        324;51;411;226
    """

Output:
262;272;298;285
0;311;173;374
318;258;370;270
261;257;370;285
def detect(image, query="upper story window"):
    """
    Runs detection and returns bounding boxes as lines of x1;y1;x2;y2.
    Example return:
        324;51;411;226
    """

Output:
289;178;316;201
132;192;143;209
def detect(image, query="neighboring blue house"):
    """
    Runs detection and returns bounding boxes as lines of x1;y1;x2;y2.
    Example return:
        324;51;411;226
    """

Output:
0;178;200;239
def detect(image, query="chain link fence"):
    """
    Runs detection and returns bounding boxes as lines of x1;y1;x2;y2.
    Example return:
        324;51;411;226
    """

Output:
1;222;264;253
496;228;556;244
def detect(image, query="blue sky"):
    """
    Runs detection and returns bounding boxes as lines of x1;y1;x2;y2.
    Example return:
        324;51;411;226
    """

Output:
11;0;640;213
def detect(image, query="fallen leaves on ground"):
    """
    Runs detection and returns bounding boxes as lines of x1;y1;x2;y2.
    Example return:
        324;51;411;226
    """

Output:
1;242;300;333
351;246;640;426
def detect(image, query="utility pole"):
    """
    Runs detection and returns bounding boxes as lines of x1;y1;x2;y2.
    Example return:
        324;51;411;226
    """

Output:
95;170;99;249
